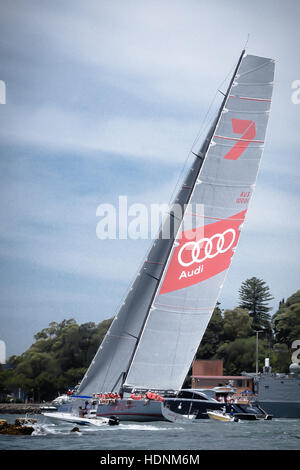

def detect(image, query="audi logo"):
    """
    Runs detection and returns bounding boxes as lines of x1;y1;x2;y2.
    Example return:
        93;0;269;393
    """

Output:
178;229;236;267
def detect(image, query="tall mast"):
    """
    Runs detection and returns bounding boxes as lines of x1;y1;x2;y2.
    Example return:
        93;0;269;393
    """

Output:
77;49;275;397
122;49;246;391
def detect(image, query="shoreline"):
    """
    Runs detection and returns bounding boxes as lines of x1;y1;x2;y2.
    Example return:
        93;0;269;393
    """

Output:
0;403;51;414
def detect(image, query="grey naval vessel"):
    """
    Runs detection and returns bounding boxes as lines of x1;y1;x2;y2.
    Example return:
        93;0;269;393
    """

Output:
253;362;300;418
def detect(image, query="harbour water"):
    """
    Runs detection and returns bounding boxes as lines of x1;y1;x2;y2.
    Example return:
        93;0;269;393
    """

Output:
1;414;299;451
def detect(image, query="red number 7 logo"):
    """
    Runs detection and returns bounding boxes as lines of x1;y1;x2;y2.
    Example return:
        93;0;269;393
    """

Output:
223;118;256;160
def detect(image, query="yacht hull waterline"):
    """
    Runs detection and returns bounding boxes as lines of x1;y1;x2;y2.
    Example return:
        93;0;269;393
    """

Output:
48;388;272;423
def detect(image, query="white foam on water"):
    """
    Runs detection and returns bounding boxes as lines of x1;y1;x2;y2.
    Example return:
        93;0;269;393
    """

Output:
31;424;57;436
30;418;83;436
31;423;86;436
30;416;184;436
119;424;184;431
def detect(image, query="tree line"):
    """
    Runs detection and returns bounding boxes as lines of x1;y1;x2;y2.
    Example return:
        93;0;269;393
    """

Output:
0;277;299;402
196;279;300;376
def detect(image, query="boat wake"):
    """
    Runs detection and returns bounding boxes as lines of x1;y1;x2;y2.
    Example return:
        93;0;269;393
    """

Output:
31;423;63;436
30;418;183;436
119;423;184;431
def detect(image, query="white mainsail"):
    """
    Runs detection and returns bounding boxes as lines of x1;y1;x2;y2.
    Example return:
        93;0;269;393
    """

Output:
78;51;275;396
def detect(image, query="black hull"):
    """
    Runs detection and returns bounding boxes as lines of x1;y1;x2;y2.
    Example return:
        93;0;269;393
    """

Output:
165;398;269;420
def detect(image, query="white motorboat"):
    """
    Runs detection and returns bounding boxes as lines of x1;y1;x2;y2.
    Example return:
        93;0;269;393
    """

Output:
207;409;237;422
161;403;196;423
42;409;113;426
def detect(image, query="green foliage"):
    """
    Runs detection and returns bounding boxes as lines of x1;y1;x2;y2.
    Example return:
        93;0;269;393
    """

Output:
269;343;291;374
238;277;273;333
1;284;299;400
223;308;253;341
0;365;8;395
196;303;224;359
272;290;300;347
0;317;113;401
215;336;269;375
197;285;300;375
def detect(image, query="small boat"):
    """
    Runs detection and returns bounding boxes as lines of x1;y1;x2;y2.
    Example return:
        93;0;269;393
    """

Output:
207;409;237;422
161;403;196;423
42;409;119;426
163;388;270;421
39;405;58;412
233;412;272;421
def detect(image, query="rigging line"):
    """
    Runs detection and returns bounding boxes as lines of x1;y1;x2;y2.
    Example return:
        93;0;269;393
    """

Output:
113;184;186;317
167;58;239;207
189;64;237;152
100;221;158;338
88;242;156;391
167;103;216;205
110;371;126;394
244;33;250;51
95;332;123;392
89;265;145;391
95;238;160;390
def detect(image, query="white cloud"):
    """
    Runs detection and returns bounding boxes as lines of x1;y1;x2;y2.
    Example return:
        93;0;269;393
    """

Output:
1;0;299;355
245;184;299;234
0;104;200;163
2;0;300;161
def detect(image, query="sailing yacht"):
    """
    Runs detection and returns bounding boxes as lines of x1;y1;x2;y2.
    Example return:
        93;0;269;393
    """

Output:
45;49;275;423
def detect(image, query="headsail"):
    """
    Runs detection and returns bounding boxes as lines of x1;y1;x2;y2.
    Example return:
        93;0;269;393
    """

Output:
76;121;211;396
78;52;275;396
124;53;275;391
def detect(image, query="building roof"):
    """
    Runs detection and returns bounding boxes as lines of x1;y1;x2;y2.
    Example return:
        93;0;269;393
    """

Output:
192;376;253;380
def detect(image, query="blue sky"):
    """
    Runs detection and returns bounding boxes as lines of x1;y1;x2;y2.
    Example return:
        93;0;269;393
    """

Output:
0;0;299;357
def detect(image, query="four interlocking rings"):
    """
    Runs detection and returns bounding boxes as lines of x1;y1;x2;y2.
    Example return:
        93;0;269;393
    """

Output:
178;229;236;267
